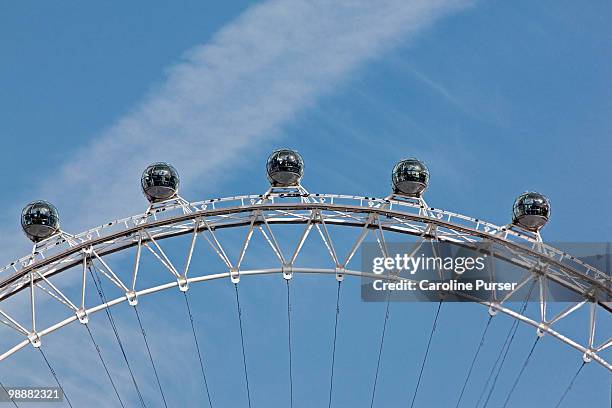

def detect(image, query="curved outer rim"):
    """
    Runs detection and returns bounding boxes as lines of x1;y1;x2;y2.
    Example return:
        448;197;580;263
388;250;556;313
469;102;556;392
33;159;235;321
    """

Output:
2;193;606;280
0;268;610;370
1;200;610;302
0;193;609;369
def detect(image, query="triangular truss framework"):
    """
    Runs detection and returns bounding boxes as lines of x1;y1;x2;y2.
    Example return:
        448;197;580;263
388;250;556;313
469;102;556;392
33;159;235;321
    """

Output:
0;185;609;371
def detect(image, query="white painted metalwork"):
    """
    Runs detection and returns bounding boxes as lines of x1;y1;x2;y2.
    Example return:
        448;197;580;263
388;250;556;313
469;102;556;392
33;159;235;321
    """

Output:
0;188;609;372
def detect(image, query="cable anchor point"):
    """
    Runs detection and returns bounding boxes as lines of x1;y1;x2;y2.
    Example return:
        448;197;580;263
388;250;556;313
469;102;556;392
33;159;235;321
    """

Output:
178;276;189;292
76;308;88;324
282;263;293;280
335;265;345;282
126;290;138;306
28;331;41;348
230;267;240;284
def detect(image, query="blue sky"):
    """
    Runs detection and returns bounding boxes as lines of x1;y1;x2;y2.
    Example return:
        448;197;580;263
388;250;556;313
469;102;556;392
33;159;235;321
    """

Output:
0;1;611;407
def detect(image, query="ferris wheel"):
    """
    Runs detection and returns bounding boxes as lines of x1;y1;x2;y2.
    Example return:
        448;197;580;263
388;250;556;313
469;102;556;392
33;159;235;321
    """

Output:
0;149;609;407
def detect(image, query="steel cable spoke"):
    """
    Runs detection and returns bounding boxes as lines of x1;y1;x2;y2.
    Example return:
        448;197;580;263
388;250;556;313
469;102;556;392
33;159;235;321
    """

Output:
328;280;342;408
89;266;147;408
286;280;294;408
475;318;519;408
481;320;520;408
183;292;213;407
409;299;443;408
501;336;540;408
133;306;168;408
370;291;391;408
234;283;252;408
84;324;125;407
554;362;586;408
477;280;536;408
38;348;72;408
455;315;493;408
1;380;19;407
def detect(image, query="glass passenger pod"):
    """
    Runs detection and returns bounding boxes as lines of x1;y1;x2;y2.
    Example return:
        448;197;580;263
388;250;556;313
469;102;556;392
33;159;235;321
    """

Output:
512;192;550;231
392;158;429;197
266;149;304;187
21;200;60;242
141;162;180;202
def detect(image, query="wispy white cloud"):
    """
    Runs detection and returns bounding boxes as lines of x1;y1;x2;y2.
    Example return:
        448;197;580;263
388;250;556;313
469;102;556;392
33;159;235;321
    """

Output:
0;1;475;403
406;65;466;109
0;0;472;262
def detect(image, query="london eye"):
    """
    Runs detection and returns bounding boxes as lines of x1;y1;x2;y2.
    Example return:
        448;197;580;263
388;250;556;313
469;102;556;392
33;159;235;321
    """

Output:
0;149;609;407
